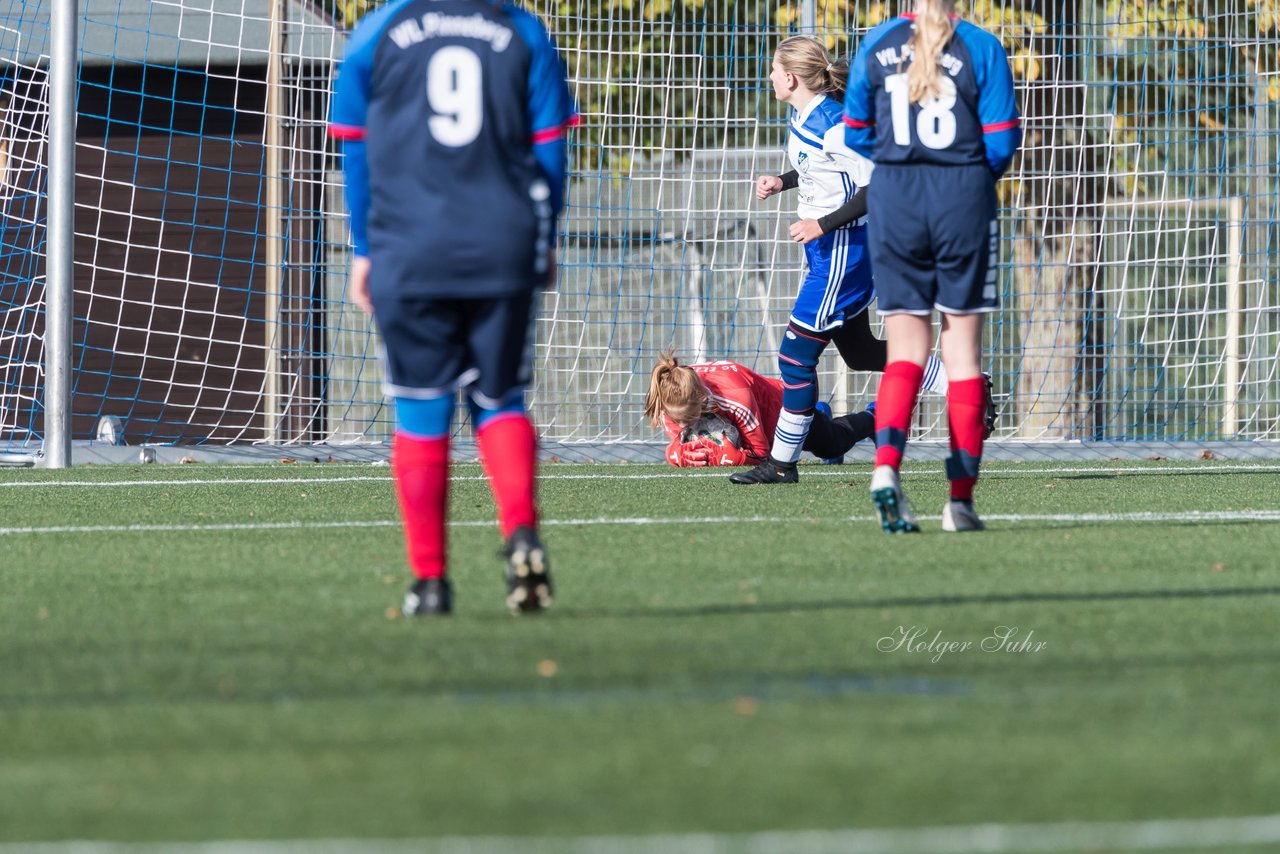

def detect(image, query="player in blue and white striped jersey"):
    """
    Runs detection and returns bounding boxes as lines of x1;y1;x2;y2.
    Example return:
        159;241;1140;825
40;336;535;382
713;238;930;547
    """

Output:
731;36;954;485
843;0;1021;532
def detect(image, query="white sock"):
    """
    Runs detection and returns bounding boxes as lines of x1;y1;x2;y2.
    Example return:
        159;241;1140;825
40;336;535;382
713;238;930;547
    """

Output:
922;355;948;395
770;410;813;464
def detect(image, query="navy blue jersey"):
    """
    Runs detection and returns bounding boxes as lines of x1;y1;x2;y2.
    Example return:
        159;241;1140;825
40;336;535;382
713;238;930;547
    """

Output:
843;15;1020;177
329;0;577;297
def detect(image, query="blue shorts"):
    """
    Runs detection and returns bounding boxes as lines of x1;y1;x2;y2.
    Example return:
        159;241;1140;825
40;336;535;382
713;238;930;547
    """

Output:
790;224;875;333
370;291;536;406
867;163;999;315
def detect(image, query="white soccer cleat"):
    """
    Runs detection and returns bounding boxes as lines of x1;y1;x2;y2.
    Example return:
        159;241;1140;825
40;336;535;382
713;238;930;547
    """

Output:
942;499;986;532
870;465;920;533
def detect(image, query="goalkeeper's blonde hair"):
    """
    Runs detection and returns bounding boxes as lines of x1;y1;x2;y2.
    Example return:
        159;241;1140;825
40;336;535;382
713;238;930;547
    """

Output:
905;0;957;103
644;352;711;427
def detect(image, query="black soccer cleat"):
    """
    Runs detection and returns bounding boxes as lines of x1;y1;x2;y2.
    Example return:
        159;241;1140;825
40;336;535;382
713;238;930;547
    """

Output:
504;526;552;615
403;577;453;617
728;457;799;484
982;372;999;440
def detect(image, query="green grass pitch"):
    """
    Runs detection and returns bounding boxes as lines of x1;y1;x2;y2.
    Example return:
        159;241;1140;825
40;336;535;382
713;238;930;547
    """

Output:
2;459;1279;851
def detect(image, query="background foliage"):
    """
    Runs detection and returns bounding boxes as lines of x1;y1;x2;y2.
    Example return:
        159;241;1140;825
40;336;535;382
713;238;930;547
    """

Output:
322;0;1276;182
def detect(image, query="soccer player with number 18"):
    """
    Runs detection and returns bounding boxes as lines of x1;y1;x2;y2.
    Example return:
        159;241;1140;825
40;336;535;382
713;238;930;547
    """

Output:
329;0;577;614
843;0;1020;532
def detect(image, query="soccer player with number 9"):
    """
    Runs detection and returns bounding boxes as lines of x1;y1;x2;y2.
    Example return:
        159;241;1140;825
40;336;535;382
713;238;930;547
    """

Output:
843;0;1020;533
329;0;577;614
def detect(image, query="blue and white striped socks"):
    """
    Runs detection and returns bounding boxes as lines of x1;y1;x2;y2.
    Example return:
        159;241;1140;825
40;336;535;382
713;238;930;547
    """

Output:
770;409;814;464
922;355;949;395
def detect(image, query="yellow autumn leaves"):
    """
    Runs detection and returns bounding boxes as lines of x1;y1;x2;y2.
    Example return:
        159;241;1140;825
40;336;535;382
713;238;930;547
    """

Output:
330;0;378;26
325;0;1278;105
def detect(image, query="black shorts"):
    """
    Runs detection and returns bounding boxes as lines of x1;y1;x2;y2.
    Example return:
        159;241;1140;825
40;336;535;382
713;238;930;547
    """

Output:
867;163;999;315
370;291;537;406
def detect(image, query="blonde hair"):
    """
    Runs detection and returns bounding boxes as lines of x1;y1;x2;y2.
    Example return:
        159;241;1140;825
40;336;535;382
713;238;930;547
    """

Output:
775;36;849;102
906;0;956;103
644;352;711;427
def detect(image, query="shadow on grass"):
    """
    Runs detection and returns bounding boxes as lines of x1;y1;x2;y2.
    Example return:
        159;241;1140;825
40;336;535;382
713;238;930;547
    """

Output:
558;585;1280;620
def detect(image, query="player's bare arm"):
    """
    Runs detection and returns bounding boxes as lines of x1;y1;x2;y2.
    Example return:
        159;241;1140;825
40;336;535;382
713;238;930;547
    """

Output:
755;169;800;201
756;174;784;200
788;219;824;244
349;256;373;315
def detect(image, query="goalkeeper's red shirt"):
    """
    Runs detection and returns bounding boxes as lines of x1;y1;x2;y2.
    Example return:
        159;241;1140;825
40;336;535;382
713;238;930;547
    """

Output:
660;361;783;463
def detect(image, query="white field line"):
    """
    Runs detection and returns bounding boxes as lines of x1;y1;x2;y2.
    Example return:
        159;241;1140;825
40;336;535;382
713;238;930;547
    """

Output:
2;463;1280;489
5;813;1280;853
4;509;1280;537
0;476;395;488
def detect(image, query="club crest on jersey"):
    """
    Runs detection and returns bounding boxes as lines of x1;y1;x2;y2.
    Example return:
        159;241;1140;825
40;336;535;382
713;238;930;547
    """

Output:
797;151;809;172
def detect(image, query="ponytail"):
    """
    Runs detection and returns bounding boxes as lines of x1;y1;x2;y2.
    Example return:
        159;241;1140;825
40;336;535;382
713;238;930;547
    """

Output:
644;352;710;427
906;0;956;103
824;57;850;102
775;36;848;102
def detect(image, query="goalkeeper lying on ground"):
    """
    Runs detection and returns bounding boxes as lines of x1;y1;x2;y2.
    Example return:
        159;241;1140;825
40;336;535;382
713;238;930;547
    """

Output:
644;352;875;467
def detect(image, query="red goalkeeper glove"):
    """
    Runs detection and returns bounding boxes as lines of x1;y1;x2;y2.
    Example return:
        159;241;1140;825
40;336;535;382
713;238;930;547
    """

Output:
667;436;712;467
699;432;750;466
665;433;749;467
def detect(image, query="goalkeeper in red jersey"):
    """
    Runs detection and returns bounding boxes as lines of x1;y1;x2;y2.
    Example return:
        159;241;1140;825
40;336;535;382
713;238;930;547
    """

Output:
644;353;875;467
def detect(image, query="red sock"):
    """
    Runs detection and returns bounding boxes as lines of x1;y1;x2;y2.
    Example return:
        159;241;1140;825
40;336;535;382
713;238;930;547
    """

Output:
874;361;925;469
477;412;538;538
946;377;986;501
392;432;450;580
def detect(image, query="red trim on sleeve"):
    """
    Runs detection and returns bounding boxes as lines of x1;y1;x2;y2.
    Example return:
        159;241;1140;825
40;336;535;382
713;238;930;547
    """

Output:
843;116;875;129
982;118;1021;133
531;114;581;144
531;126;563;144
328;124;366;141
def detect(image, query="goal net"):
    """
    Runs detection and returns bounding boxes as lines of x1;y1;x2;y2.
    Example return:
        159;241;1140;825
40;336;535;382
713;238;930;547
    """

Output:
1;0;1277;461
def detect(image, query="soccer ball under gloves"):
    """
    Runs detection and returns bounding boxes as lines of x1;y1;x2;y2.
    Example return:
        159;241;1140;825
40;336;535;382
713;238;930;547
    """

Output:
670;414;748;467
678;413;741;447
